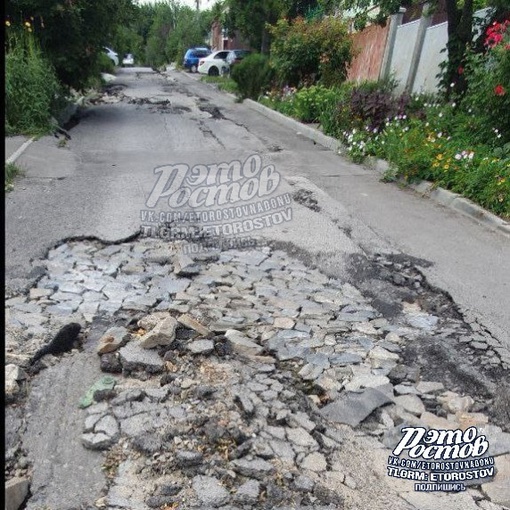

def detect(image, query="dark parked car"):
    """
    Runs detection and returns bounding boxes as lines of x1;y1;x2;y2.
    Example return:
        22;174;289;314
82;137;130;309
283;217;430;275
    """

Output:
183;47;211;73
226;49;252;67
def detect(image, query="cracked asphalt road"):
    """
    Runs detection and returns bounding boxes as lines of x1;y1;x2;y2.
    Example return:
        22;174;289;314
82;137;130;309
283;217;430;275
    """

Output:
5;66;510;510
6;66;509;348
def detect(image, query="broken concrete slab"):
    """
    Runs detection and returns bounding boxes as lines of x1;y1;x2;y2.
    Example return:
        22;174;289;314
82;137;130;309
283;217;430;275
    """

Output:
225;329;263;357
5;477;30;510
320;388;393;427
97;327;131;354
481;454;510;507
177;313;211;336
119;343;165;373
192;475;230;507
139;316;178;349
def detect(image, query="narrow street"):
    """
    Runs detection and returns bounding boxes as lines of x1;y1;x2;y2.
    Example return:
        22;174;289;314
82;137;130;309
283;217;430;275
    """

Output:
5;67;510;509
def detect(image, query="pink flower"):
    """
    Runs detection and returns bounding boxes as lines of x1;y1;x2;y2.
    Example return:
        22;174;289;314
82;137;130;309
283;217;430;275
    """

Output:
494;84;506;96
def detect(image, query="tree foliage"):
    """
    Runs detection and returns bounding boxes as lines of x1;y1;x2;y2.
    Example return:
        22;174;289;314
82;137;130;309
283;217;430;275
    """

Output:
223;0;285;53
223;0;326;52
166;7;214;67
143;2;212;68
268;16;353;86
5;0;134;89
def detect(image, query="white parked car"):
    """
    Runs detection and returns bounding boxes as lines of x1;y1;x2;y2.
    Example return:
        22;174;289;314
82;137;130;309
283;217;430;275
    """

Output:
122;53;134;67
197;50;230;76
104;47;119;66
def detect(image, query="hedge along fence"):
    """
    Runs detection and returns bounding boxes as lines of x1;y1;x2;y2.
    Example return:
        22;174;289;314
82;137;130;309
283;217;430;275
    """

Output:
268;16;353;88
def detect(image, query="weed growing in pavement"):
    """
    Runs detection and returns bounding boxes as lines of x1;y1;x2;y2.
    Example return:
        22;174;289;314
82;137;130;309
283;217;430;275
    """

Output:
5;162;22;191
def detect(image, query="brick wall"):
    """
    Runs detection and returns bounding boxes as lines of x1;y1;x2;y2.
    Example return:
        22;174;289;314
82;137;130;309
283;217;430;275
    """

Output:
347;23;389;83
211;21;251;51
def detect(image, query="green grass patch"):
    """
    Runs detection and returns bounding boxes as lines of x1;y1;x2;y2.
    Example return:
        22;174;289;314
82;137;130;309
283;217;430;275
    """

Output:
5;30;61;136
5;162;22;191
200;75;239;94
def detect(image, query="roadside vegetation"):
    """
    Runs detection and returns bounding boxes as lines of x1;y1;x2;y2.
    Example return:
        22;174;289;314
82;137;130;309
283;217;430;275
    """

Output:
5;0;508;216
4;0;215;136
218;0;509;217
258;16;510;218
5;25;61;136
200;75;239;95
5;163;22;191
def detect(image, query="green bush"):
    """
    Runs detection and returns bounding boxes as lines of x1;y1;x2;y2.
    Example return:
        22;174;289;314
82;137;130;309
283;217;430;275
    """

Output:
6;1;134;90
5;30;61;135
231;54;273;100
268;16;352;87
97;52;115;74
292;85;343;123
259;83;352;130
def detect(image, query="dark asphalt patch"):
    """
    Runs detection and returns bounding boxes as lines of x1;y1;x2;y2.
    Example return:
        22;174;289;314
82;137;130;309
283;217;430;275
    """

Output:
292;189;321;212
198;104;225;119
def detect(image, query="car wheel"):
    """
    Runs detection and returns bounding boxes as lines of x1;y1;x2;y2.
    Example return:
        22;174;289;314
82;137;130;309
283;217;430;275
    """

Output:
190;64;197;73
208;67;219;77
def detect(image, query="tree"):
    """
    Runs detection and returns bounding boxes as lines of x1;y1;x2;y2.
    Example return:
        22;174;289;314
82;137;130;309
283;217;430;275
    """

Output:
5;0;135;89
223;0;323;52
224;0;285;53
166;6;214;64
144;2;179;67
142;2;212;68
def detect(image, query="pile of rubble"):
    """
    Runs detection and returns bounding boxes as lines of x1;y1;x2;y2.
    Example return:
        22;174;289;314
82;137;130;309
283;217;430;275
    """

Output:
5;238;510;509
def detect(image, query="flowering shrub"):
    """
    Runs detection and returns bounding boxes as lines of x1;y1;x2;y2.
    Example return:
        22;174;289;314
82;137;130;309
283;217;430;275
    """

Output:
341;127;373;163
268;16;352;87
258;44;510;217
459;18;510;145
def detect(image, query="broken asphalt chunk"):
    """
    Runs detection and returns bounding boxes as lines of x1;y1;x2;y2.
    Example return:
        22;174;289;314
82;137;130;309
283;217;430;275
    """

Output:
320;388;393;427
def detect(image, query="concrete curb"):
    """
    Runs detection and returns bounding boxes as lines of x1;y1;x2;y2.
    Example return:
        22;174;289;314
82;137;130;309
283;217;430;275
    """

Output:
246;99;343;152
6;138;35;165
366;157;510;236
245;98;510;237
